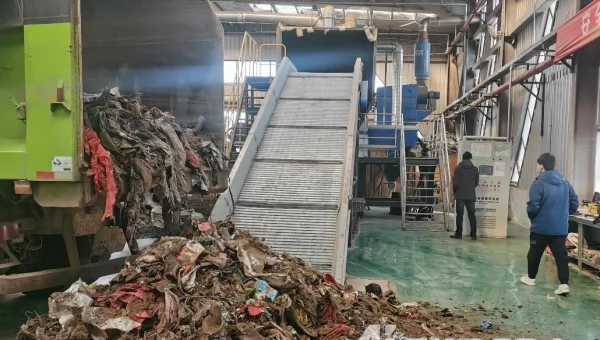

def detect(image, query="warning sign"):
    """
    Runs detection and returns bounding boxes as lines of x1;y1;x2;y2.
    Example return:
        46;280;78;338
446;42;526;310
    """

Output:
52;156;73;173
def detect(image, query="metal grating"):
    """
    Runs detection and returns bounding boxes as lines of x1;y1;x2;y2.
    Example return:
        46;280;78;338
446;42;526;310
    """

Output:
271;100;350;127
238;162;343;206
230;73;355;273
280;75;353;100
256;127;347;162
232;206;338;271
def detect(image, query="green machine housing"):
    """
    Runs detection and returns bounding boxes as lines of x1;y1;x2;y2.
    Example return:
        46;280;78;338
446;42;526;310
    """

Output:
0;0;224;293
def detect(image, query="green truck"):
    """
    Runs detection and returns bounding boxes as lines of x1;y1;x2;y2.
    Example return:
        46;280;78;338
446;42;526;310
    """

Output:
0;0;224;294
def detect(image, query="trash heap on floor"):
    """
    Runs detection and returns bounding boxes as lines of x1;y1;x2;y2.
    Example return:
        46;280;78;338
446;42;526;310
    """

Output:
18;220;496;340
82;88;227;251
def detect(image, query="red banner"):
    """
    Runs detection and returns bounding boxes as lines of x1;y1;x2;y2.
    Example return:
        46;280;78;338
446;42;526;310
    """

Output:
555;0;600;61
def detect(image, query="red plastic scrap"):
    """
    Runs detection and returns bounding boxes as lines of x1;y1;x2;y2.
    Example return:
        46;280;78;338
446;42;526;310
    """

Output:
186;150;201;169
323;273;343;290
198;222;212;232
322;324;353;340
84;128;117;221
130;307;159;324
238;304;265;317
93;283;155;310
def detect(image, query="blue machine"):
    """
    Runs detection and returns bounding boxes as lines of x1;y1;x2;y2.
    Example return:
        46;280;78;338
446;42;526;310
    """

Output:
364;21;438;157
365;85;435;157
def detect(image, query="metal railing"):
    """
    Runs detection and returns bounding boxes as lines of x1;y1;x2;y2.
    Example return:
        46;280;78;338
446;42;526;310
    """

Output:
225;32;260;157
358;103;399;156
421;114;451;230
399;98;407;230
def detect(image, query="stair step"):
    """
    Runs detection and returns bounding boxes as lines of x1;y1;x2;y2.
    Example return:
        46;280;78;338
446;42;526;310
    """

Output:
246;107;261;115
406;157;439;166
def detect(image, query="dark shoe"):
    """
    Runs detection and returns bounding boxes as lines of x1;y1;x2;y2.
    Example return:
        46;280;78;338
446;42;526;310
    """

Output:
471;236;478;240
450;234;462;239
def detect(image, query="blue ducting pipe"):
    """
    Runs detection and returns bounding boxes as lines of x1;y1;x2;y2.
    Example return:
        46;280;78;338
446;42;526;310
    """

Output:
414;18;431;85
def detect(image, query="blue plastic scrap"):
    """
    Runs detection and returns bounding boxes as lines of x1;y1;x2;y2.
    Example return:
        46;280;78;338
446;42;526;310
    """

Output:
254;279;278;301
480;320;493;329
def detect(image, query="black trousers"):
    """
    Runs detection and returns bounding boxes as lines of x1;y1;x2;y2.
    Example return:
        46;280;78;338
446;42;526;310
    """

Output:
455;199;477;237
527;232;569;284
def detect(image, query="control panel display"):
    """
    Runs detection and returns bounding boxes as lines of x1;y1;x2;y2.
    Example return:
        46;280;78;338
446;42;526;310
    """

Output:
479;165;494;176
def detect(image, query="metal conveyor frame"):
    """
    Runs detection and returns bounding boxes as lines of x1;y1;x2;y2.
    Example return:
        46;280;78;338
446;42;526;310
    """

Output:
212;57;363;282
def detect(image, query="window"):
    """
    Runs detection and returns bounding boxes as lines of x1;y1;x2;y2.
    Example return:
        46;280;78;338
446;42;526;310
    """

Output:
275;5;298;14
375;75;385;90
223;61;277;83
476;14;499;136
249;4;273;12
510;1;558;183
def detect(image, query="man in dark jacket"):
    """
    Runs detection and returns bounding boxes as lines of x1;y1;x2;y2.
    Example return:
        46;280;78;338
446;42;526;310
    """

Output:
451;152;479;240
520;153;579;296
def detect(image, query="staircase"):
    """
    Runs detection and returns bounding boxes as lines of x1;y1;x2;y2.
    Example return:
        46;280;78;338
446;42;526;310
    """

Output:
399;113;451;231
229;77;273;166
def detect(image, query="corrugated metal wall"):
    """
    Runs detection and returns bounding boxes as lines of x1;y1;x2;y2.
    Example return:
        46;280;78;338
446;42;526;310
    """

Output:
507;0;535;33
509;0;578;226
224;33;278;60
553;0;577;26
541;66;573;176
516;65;572;189
375;61;448;115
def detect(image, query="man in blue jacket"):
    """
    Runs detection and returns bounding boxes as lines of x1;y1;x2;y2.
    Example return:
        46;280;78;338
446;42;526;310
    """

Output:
520;153;579;296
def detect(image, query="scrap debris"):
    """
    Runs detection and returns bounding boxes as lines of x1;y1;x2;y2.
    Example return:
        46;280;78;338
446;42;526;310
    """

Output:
18;220;501;340
82;88;227;251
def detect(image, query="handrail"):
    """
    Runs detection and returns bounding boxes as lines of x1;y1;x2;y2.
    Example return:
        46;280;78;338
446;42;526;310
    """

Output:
439;114;452;231
225;32;260;157
259;43;287;61
399;104;407;230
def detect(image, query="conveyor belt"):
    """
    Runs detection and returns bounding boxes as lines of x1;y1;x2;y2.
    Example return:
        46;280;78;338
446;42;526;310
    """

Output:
212;58;362;281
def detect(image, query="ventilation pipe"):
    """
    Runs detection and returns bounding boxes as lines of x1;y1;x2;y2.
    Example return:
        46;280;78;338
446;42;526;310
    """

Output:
343;14;357;28
364;26;378;42
392;43;404;127
216;12;476;31
216;12;324;27
322;5;335;28
414;18;431;86
380;43;403;126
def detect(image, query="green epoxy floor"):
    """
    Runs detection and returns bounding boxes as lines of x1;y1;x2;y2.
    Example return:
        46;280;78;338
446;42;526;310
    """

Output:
347;210;600;339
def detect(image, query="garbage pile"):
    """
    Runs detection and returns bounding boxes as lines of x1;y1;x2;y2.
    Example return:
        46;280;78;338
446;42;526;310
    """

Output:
82;88;227;251
18;221;496;340
446;133;458;154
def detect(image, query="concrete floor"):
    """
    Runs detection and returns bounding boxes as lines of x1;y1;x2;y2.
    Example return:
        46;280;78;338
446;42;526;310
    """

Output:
1;210;599;339
347;209;600;339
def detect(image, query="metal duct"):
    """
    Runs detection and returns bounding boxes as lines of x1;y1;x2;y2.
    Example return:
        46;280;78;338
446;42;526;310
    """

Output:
343;14;357;28
216;12;474;30
216;12;323;27
415;18;431;85
392;43;403;126
322;5;335;28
